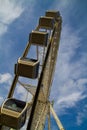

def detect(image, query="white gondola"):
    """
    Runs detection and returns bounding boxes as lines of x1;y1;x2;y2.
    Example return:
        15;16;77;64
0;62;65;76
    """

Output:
39;16;55;29
1;98;28;129
29;31;48;46
15;57;39;79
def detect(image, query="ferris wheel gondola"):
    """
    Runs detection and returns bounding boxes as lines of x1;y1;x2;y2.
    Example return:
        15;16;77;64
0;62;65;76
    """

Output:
1;98;28;129
15;57;39;79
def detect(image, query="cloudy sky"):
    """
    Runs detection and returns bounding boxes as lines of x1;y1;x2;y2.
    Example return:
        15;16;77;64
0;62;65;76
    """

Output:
0;0;87;130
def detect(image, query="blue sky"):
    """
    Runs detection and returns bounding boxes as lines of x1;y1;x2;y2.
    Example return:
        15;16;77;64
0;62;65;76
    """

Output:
0;0;87;130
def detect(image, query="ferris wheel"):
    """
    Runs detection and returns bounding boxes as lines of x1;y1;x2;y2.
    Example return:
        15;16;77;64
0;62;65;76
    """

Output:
0;10;64;130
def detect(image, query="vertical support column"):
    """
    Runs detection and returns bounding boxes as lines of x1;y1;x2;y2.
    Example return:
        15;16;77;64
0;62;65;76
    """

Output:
48;104;51;130
50;104;64;130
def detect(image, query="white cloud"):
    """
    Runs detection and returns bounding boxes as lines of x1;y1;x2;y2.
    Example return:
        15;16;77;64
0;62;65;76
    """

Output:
0;73;12;84
0;73;12;105
0;23;7;35
76;112;84;126
0;0;24;36
57;92;86;108
76;105;87;126
55;0;73;9
0;96;4;104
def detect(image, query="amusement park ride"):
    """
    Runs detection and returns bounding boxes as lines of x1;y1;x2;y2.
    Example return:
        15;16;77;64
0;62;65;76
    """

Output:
0;10;64;130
